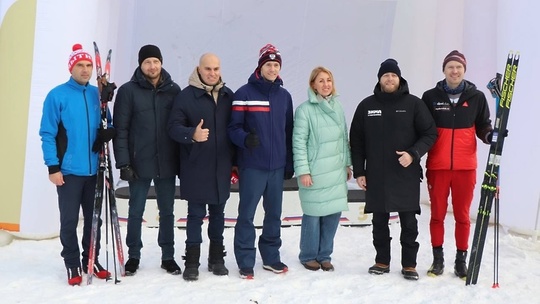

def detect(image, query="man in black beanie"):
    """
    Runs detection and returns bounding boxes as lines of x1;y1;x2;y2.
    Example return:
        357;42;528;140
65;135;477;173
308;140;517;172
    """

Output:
350;58;437;281
113;44;181;276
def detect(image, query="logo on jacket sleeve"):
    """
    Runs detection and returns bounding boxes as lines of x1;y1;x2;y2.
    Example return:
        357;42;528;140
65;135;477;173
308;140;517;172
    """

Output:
367;109;382;117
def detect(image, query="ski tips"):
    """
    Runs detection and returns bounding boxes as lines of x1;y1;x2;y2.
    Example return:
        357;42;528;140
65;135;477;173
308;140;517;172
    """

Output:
508;50;520;60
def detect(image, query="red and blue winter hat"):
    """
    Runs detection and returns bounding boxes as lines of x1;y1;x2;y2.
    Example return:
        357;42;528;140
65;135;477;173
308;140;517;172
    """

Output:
68;43;93;72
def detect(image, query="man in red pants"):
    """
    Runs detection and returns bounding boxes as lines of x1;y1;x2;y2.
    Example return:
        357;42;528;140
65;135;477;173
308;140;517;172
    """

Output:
422;50;494;279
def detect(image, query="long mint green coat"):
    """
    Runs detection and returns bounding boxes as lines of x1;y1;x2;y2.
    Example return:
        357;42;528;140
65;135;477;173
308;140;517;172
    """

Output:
293;89;351;216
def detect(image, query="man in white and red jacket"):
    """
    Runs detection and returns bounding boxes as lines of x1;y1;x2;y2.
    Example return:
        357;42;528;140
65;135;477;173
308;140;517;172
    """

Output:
422;50;495;279
227;43;294;280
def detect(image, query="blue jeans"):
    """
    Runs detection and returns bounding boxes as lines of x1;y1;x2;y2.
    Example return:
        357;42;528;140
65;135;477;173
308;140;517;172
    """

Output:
234;167;284;269
57;174;99;269
299;212;341;264
126;177;176;260
186;201;226;247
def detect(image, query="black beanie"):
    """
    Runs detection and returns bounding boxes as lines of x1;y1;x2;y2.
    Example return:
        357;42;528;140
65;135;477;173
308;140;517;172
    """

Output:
138;45;162;66
377;58;401;79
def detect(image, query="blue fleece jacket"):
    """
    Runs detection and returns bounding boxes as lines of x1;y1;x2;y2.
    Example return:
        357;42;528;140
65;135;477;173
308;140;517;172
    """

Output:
228;71;293;171
40;77;101;176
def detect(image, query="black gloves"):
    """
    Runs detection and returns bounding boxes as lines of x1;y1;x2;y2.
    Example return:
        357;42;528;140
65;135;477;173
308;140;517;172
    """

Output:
92;128;116;153
245;130;260;148
486;129;509;143
284;171;294;180
120;165;138;181
100;81;117;102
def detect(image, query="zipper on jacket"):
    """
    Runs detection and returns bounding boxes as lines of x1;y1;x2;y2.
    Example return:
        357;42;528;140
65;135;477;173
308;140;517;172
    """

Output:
83;89;92;175
450;100;456;170
153;89;161;178
268;89;274;169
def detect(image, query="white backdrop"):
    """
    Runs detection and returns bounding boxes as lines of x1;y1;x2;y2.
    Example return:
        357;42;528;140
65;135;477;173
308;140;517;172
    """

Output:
3;0;539;237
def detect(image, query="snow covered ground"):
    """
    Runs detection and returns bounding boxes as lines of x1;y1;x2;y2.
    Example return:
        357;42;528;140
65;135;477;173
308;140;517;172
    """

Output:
1;204;539;304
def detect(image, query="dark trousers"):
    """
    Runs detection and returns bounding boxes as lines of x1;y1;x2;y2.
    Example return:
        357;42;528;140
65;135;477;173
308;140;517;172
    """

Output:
126;177;176;260
186;201;226;247
57;174;99;269
372;211;419;268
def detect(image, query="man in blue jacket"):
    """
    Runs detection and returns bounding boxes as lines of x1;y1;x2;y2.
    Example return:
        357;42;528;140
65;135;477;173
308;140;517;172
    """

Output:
39;43;115;285
228;43;294;279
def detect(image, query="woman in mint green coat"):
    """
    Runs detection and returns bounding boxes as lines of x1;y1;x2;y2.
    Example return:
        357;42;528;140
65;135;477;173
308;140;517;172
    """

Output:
293;66;352;272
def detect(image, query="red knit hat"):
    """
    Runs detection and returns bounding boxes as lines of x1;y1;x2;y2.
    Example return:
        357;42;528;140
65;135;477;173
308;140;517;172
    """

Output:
257;43;282;71
68;44;93;72
443;50;467;71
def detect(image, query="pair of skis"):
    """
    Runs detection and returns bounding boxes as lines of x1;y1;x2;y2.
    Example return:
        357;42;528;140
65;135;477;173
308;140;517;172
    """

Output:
466;51;519;286
86;42;125;285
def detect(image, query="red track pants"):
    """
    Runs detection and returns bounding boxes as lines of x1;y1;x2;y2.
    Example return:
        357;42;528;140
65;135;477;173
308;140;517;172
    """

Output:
426;169;476;251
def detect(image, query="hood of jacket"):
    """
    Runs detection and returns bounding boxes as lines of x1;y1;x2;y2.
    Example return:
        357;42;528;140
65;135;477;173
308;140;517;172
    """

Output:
373;76;411;101
188;67;224;98
307;87;340;105
130;66;176;92
247;70;284;94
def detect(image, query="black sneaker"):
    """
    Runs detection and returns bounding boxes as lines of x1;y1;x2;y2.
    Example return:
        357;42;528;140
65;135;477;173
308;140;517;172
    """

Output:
239;268;254;280
263;262;288;274
401;267;419;281
368;263;390;275
125;258;140;276
161;259;181;275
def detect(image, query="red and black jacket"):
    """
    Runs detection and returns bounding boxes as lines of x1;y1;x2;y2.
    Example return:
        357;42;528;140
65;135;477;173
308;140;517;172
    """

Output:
422;80;492;170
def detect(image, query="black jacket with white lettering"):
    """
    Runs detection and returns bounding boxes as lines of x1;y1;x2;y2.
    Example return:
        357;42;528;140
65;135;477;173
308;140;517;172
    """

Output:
350;78;437;213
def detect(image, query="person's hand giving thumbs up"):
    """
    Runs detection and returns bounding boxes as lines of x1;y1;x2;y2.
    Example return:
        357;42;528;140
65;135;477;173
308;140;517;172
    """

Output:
192;119;209;142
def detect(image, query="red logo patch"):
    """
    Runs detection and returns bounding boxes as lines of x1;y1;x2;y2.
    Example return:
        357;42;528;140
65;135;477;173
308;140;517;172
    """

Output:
463;101;469;107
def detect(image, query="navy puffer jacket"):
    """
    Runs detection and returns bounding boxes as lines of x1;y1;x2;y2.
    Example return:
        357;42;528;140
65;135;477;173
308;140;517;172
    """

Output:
113;67;180;179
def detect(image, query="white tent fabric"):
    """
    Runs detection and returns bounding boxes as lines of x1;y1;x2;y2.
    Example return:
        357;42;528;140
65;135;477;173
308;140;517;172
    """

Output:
1;0;539;239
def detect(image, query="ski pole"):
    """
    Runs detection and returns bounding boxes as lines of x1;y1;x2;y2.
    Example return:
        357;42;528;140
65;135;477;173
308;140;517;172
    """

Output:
493;184;500;288
104;170;110;282
106;155;121;284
